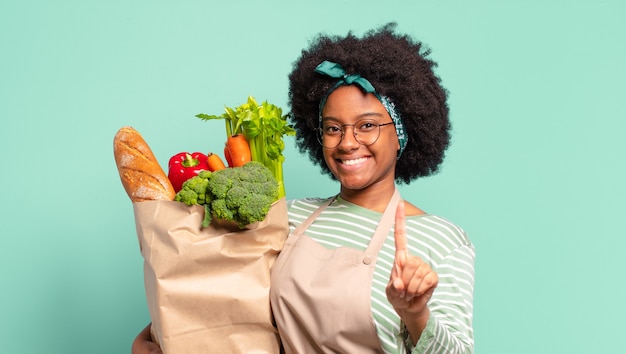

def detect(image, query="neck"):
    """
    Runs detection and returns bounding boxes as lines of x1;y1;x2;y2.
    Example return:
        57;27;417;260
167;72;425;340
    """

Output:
339;183;396;213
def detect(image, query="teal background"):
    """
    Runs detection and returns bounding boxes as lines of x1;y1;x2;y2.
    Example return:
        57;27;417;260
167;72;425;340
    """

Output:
1;1;624;353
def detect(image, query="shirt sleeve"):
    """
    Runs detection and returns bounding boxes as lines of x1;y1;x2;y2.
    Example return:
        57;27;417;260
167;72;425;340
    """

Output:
409;244;476;354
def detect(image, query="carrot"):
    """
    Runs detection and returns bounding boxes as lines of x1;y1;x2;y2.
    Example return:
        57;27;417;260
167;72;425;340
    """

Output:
207;152;226;171
223;143;233;167
227;134;251;167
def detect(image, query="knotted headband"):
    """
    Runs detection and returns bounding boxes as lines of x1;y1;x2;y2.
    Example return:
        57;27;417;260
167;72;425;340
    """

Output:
314;60;407;157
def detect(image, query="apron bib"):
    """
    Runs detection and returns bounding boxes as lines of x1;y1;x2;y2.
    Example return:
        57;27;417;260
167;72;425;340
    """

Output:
270;190;401;353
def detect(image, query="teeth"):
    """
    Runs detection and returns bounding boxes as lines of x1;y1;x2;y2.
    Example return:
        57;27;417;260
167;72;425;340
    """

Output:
342;157;368;166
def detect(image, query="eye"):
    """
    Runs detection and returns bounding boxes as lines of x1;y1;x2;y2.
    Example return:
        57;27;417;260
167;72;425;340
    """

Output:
322;124;342;135
356;121;377;132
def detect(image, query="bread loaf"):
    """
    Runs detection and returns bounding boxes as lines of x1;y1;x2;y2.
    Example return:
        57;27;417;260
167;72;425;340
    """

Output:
113;126;176;202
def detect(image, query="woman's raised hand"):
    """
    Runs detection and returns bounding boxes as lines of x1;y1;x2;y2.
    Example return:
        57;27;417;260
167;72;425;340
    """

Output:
386;201;438;316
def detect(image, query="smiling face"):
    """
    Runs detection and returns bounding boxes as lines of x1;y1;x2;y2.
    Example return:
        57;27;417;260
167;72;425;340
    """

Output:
321;85;400;198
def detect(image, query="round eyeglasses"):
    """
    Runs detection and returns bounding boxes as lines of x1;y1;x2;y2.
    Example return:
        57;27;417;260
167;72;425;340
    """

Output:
316;119;395;149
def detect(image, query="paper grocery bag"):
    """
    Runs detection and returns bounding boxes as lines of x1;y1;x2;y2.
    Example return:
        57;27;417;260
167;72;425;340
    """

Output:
133;197;289;354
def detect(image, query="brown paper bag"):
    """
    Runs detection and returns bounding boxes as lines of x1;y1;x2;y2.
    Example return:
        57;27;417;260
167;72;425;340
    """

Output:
133;197;289;354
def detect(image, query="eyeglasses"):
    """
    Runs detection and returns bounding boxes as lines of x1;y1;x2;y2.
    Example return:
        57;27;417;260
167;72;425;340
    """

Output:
316;119;395;149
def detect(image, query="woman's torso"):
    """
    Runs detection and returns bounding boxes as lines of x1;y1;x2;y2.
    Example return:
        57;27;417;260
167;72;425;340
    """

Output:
271;196;471;354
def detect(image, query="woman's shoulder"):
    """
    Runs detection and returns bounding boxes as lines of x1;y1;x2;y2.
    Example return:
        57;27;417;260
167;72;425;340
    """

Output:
285;197;336;230
287;196;334;210
405;213;474;253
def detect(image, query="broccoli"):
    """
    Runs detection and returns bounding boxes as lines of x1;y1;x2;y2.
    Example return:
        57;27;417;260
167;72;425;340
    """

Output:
173;170;214;228
173;161;279;229
174;170;213;206
210;198;235;222
207;161;278;228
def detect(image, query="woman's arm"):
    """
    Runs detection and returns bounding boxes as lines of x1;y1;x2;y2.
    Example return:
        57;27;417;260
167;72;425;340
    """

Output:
410;245;476;353
131;323;163;354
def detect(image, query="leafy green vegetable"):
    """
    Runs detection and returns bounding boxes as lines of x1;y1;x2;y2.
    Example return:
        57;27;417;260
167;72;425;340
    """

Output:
196;96;295;199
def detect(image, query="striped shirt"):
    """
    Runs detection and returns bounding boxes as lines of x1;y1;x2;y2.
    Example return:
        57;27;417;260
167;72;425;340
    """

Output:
287;197;475;354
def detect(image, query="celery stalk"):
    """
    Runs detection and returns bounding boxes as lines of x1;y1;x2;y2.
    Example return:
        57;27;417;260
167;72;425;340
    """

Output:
196;96;295;199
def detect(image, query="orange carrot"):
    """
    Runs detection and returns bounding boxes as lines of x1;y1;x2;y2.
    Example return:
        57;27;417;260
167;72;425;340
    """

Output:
207;152;226;171
227;134;251;167
223;143;233;167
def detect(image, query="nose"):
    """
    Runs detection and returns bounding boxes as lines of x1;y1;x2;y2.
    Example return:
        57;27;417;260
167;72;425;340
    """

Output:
337;125;360;150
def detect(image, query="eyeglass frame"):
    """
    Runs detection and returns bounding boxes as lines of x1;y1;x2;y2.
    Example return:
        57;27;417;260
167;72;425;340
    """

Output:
316;119;395;149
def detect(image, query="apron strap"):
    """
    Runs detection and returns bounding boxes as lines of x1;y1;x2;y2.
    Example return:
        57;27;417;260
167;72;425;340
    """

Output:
292;196;336;235
362;189;401;265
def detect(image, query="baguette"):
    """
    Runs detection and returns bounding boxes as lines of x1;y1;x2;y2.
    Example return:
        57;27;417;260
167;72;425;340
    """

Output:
113;126;176;202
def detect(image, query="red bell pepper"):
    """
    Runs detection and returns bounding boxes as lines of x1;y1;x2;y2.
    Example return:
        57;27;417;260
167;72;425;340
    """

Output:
168;152;209;192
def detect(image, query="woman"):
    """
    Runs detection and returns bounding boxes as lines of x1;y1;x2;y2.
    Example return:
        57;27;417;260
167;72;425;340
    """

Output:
133;22;475;353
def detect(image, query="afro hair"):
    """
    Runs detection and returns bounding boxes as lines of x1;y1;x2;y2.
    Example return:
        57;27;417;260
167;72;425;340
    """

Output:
288;22;451;184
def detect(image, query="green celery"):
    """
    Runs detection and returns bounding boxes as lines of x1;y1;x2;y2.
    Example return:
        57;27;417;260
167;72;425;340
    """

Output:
196;96;295;199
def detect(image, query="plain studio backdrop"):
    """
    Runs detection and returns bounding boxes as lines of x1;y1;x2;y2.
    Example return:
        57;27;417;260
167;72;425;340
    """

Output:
1;1;624;353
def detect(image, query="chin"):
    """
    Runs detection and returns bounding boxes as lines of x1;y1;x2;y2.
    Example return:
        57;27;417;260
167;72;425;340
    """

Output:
338;178;371;191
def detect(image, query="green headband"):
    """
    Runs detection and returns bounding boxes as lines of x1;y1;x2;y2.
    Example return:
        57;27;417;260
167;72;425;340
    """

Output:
314;60;407;157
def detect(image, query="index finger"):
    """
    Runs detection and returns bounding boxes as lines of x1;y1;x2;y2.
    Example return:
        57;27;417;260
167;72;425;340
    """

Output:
394;200;408;253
